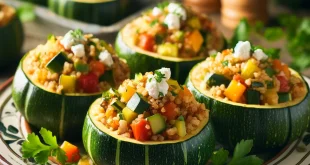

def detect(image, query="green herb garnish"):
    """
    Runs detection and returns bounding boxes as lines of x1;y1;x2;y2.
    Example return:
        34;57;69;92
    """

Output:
150;19;159;27
222;60;229;67
71;29;83;38
158;92;164;97
211;139;263;165
22;128;67;164
157;1;169;10
154;70;166;83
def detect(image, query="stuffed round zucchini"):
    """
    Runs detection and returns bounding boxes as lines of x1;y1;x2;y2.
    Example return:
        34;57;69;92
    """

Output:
186;41;310;151
0;3;24;67
115;2;226;83
48;0;131;26
83;68;215;165
12;29;130;141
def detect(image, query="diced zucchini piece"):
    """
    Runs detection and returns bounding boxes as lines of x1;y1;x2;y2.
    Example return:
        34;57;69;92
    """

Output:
251;81;264;88
147;114;166;134
246;89;260;104
157;43;178;57
99;70;115;86
265;67;275;77
74;61;89;73
46;52;68;73
59;74;76;93
241;59;259;79
175;120;187;137
266;80;274;89
177;115;185;121
111;100;125;112
278;93;292;103
122;107;138;124
205;73;230;87
127;93;150;114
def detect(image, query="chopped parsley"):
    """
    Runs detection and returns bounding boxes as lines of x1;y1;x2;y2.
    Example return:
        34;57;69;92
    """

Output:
157;1;169;10
222;60;229;66
154;70;166;83
71;29;83;38
150;19;159;27
158;92;164;97
210;53;217;58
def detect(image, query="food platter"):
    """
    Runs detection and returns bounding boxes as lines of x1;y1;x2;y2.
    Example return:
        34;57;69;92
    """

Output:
0;77;309;165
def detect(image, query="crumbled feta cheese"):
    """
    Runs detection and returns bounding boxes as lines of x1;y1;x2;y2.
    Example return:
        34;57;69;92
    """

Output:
146;75;159;99
233;41;251;60
157;67;171;80
152;7;162;16
253;49;268;61
167;3;186;20
99;50;114;67
71;44;85;58
60;30;75;49
164;13;180;30
60;30;85;49
146;68;171;99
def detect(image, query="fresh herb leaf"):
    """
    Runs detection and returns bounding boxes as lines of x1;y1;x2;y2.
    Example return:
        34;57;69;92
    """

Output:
211;148;229;165
22;128;67;165
229;155;264;165
158;92;164;97
47;34;56;41
231;139;253;161
264;48;280;59
17;3;35;22
150;19;158;27
161;23;168;28
157;1;169;10
71;29;83;38
230;18;250;47
210;53;217;58
154;70;166;83
264;27;284;41
222;60;229;66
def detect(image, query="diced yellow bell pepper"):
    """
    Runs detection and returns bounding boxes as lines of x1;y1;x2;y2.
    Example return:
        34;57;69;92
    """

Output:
187;17;201;29
188;30;204;53
263;89;279;105
224;80;246;102
59;74;76;93
167;79;181;93
241;59;259;79
122;107;138;124
121;86;136;103
175;120;187;137
157;43;178;57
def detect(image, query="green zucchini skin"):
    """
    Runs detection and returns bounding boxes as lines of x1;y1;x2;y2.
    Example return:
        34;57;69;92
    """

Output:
12;56;100;141
186;64;310;151
19;0;47;6
48;0;129;26
82;110;215;165
0;16;24;67
115;31;204;84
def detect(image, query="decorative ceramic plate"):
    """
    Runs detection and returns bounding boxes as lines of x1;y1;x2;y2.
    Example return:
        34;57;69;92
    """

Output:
0;77;309;165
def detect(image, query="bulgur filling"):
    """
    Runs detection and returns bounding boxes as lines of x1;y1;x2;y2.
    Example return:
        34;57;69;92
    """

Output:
123;2;224;58
0;3;16;27
91;68;209;141
191;41;307;105
23;29;130;94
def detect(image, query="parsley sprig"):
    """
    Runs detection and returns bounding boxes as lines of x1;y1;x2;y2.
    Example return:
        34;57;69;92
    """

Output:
211;139;263;165
71;29;83;39
154;70;166;83
22;128;67;164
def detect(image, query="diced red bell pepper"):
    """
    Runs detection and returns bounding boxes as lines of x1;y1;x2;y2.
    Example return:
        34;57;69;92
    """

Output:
90;61;105;77
78;72;99;93
131;119;152;141
60;141;81;163
138;33;155;52
162;102;178;120
276;75;290;93
233;74;246;86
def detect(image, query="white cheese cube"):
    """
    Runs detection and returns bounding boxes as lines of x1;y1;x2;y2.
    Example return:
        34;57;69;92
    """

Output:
152;7;162;16
146;75;159;99
158;67;171;80
99;50;114;67
71;44;85;58
167;3;186;20
233;41;251;60
60;30;75;50
253;49;268;61
164;13;180;30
